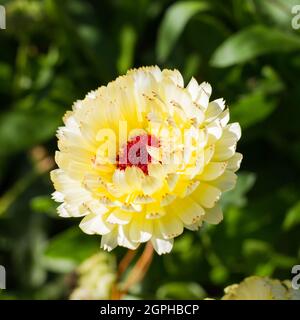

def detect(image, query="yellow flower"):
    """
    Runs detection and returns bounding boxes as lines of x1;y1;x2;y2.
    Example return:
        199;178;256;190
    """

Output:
51;66;242;254
70;253;116;300
220;276;300;300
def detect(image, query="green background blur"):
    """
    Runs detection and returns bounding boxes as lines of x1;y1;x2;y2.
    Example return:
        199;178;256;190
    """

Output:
0;0;300;299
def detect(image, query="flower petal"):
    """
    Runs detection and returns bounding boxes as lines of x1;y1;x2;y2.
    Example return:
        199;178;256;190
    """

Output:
158;215;184;239
107;209;132;225
171;197;205;225
80;212;113;235
227;153;243;172
100;227;119;252
204;204;223;224
210;171;237;192
151;236;174;255
191;183;222;208
198;162;227;181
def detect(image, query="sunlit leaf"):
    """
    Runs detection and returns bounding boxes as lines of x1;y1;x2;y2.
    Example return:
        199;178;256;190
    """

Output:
117;25;137;74
211;25;300;67
156;1;209;62
283;201;300;230
30;196;58;218
44;227;99;273
0;108;63;155
230;92;277;128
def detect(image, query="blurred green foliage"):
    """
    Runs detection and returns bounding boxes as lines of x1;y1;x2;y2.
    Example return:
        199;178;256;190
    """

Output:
0;0;300;299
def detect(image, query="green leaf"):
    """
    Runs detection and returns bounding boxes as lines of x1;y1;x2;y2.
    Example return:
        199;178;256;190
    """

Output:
156;282;206;300
0;107;63;155
283;201;300;230
243;239;272;257
230;91;277;128
221;172;256;209
254;0;300;28
156;1;209;62
44;227;99;273
210;265;229;284
30;196;58;218
117;25;137;74
211;25;300;67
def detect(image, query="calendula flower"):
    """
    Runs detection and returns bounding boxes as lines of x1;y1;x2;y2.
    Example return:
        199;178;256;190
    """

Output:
219;276;300;300
70;253;116;300
51;66;242;254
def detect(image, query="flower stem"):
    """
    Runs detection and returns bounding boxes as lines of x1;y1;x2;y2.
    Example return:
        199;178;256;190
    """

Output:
111;250;136;300
118;249;136;276
111;242;154;299
120;242;154;296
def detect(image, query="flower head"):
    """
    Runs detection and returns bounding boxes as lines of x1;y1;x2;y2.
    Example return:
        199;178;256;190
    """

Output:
220;276;300;300
70;253;116;300
51;66;242;254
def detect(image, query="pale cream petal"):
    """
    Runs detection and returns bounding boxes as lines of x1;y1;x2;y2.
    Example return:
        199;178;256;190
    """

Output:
219;109;230;127
210;171;237;192
148;163;166;179
62;112;80;134
186;77;199;100
51;169;92;217
107;209;132;225
100;227;119;252
57;203;80;218
151;237;174;255
52;191;64;202
171;197;205;225
80;212;113;235
151;230;174;255
125;167;143;190
112;169;129;192
146;146;161;161
166;173;179;191
129;216;153;243
213;124;241;161
160;194;177;207
158;215;184;239
205;98;225;122
204;144;215;165
142;175;162;195
85;200;109;215
190;183;222;208
181;181;200;197
197;82;212;109
146;204;166;219
227;153;243;172
198;162;227;181
206;120;222;143
185;219;203;231
134;194;155;204
203;204;223;224
117;224;140;250
163;69;184;87
226;122;241;140
213;143;236;161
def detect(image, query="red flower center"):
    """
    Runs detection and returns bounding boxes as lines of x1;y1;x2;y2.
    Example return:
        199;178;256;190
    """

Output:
117;134;160;175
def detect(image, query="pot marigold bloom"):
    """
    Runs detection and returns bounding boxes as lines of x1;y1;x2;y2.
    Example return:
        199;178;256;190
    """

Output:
51;66;242;254
220;276;300;300
70;253;116;300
